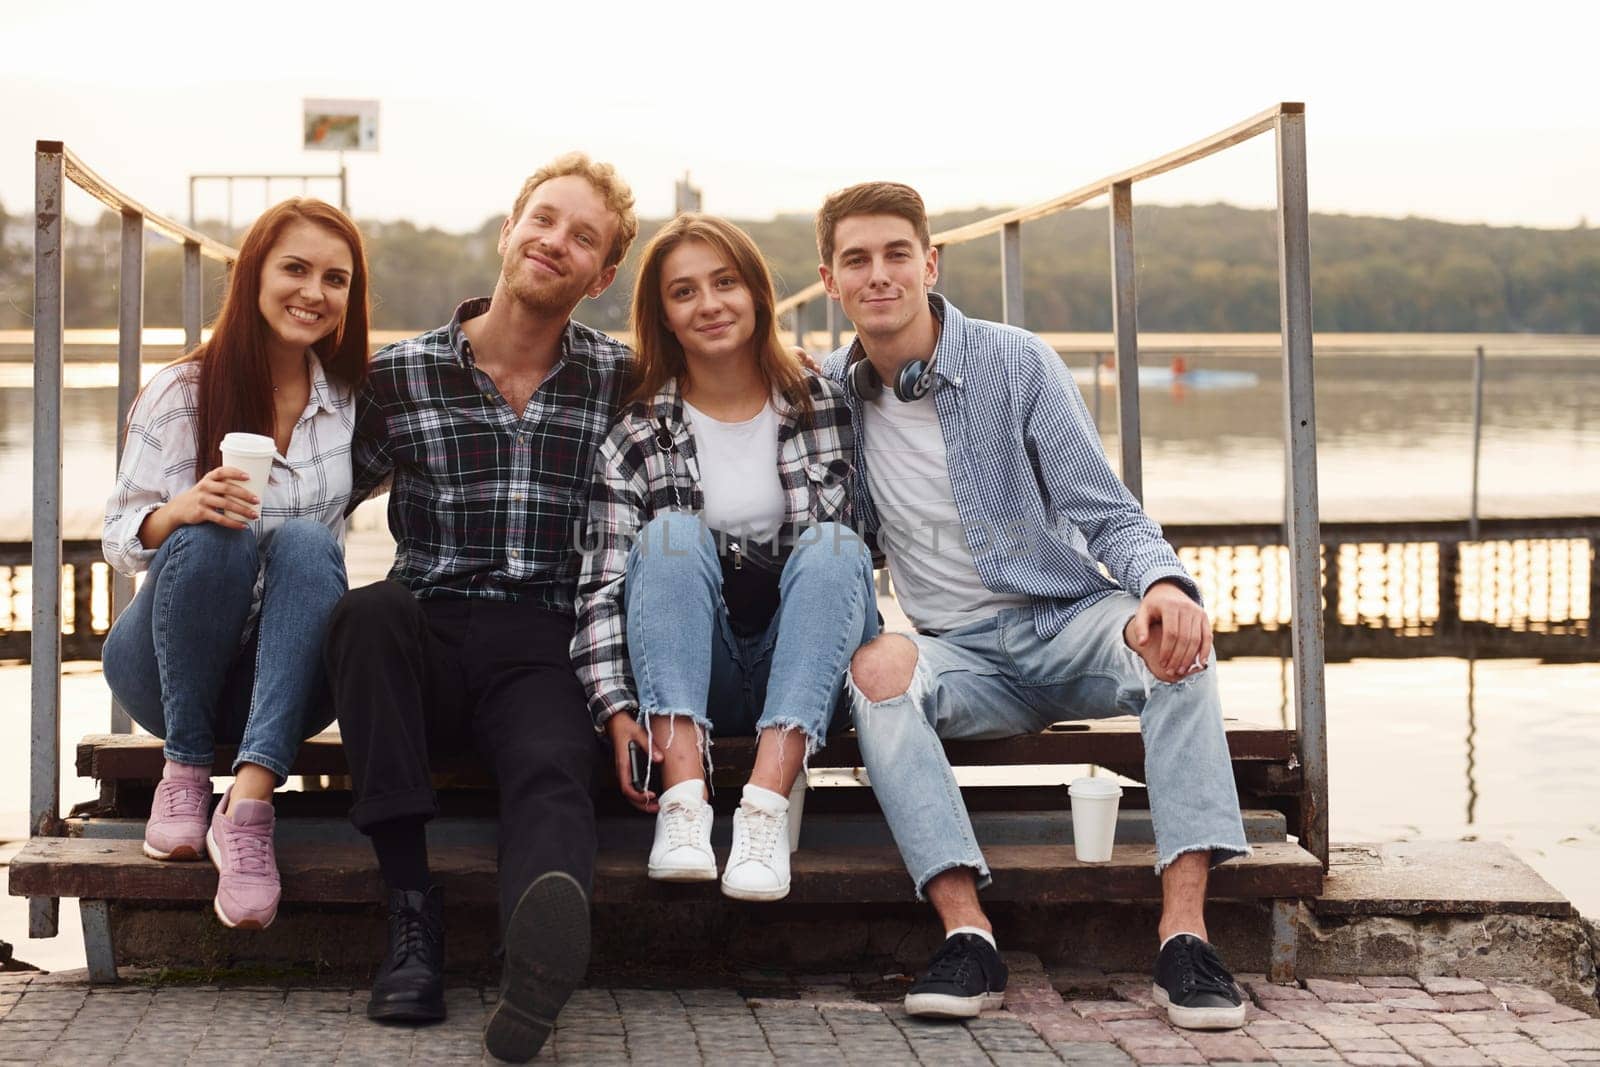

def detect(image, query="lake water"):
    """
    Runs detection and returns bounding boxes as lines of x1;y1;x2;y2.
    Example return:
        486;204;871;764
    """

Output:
0;345;1597;969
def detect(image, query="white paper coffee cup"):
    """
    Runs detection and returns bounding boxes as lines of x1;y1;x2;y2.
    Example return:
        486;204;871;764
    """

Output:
1068;776;1123;863
219;432;275;522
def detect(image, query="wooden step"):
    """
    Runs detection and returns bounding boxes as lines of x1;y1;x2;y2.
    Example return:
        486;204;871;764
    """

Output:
76;718;1298;782
67;807;1292;850
9;837;1322;906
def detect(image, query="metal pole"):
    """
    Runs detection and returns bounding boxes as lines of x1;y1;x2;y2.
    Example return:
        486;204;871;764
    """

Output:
1109;182;1143;502
31;142;66;938
1092;351;1104;431
111;210;144;735
339;151;349;214
932;245;946;294
1001;221;1025;328
1469;345;1485;541
1274;106;1329;868
826;298;843;352
182;242;203;354
793;302;805;352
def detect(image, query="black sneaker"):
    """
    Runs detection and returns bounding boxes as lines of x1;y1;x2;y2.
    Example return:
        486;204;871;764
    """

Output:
482;871;592;1062
367;886;446;1023
1152;934;1247;1030
903;932;1008;1019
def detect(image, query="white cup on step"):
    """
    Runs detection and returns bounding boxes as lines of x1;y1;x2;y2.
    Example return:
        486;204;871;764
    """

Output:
1068;776;1122;863
787;774;806;853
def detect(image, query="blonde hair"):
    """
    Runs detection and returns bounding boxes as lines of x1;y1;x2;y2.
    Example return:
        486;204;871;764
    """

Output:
512;152;639;268
815;181;932;266
627;213;811;422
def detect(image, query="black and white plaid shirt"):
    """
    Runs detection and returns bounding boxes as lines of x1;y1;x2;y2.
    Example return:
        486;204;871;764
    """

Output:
351;297;633;610
571;374;855;729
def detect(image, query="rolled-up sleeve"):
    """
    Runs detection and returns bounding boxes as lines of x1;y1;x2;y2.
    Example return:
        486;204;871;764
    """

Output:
102;366;200;576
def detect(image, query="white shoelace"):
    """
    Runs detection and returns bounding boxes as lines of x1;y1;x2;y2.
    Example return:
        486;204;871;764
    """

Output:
660;800;707;852
730;804;782;868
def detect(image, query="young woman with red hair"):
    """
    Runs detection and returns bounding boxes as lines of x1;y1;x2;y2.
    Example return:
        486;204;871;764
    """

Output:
101;198;370;930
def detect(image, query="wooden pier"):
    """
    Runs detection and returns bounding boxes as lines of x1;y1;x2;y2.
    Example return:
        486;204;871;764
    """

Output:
6;512;1592;666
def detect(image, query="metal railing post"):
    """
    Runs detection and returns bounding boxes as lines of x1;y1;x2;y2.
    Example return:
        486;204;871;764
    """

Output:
1001;221;1024;327
31;142;66;937
1274;105;1329;867
182;241;203;353
826;297;843;352
933;245;946;294
110;210;145;734
1470;345;1486;541
793;301;805;352
1109;182;1143;502
1091;351;1104;431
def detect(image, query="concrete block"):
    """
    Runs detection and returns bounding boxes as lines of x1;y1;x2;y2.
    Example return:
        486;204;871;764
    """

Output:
1425;978;1493;995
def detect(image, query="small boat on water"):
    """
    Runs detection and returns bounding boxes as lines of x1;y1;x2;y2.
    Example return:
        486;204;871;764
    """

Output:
1072;356;1260;391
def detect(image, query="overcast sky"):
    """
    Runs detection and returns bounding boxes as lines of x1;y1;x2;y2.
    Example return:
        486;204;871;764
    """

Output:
3;0;1596;235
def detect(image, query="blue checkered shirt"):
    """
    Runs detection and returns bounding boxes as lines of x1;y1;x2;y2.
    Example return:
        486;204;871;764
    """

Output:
821;294;1197;637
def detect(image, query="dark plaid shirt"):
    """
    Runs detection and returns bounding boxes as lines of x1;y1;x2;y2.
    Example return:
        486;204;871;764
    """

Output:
571;374;855;729
351;297;632;609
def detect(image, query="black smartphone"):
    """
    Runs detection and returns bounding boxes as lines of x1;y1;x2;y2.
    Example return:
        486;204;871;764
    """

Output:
627;741;653;796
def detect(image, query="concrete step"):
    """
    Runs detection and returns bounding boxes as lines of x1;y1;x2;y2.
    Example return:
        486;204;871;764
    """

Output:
10;837;1323;906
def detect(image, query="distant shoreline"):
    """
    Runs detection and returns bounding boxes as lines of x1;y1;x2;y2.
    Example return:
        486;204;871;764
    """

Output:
4;329;1600;362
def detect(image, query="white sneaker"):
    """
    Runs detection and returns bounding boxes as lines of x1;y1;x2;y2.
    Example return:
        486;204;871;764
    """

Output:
721;784;790;901
647;780;716;882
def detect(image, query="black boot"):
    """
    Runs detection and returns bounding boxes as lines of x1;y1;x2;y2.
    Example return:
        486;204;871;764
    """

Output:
367;886;446;1023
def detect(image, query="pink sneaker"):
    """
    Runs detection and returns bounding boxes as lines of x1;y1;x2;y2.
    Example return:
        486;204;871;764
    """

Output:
143;760;211;861
205;787;281;929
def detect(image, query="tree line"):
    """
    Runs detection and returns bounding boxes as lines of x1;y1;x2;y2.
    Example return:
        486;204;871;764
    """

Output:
2;199;1596;335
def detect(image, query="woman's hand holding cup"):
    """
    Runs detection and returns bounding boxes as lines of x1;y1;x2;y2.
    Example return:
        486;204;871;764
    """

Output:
171;466;260;529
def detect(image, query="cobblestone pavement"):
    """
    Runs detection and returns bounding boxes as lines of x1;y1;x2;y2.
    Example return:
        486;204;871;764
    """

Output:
1;960;1597;1066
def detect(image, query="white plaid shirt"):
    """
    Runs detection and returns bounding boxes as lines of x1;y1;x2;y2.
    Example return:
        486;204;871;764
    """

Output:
103;355;355;588
822;295;1197;637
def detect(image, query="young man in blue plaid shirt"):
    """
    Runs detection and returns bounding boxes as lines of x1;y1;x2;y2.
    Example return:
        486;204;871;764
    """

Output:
323;153;637;1061
816;182;1252;1030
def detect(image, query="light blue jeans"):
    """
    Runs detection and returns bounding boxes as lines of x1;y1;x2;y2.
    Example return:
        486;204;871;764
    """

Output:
848;592;1250;898
625;512;879;756
101;519;346;782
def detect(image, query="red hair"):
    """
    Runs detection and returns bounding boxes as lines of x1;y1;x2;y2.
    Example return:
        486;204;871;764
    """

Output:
187;198;370;479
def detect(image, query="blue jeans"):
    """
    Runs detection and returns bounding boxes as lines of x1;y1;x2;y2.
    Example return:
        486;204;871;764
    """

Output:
848;593;1250;898
102;519;346;781
624;512;879;757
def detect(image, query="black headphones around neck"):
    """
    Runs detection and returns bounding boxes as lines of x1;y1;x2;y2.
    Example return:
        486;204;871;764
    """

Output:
847;357;935;403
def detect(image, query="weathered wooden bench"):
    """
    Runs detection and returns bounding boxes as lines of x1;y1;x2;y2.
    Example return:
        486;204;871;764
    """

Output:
11;720;1321;983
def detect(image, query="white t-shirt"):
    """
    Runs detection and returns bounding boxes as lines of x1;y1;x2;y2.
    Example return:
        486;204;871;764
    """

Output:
683;397;785;541
861;388;1029;633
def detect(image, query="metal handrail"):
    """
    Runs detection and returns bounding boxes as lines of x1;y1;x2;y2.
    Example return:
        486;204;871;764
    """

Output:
777;102;1329;870
774;103;1296;318
50;142;238;261
29;141;238;938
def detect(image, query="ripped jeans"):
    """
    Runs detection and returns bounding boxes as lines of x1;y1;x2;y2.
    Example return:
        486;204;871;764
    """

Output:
848;592;1250;899
625;512;879;765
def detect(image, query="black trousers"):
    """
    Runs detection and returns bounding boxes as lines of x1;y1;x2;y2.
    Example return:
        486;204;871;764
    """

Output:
325;581;598;929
